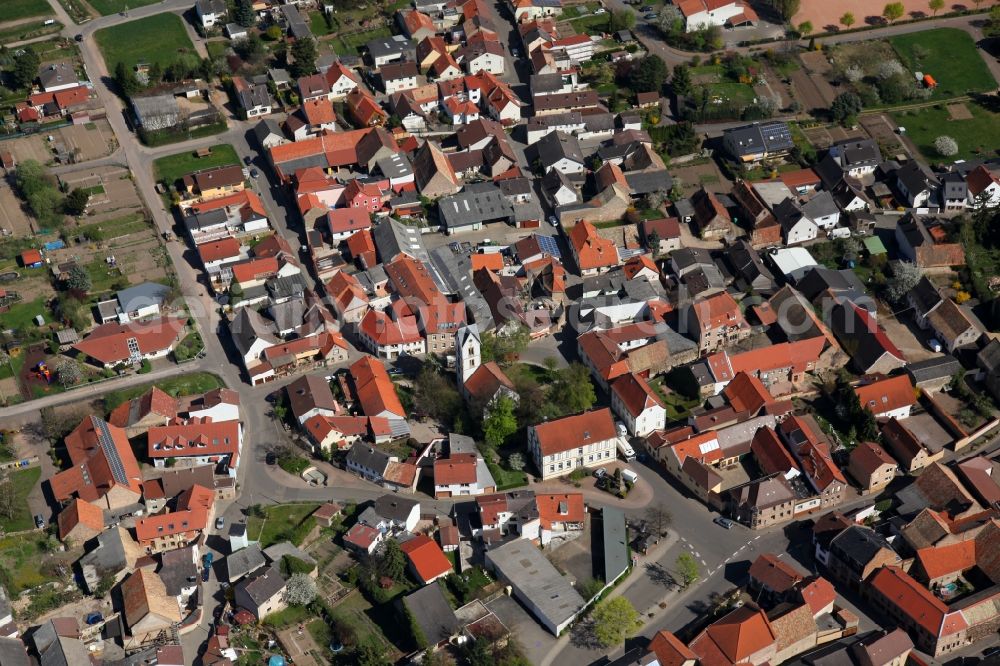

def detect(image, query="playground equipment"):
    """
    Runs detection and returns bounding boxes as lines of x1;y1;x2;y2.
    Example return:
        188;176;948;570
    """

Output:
33;361;52;384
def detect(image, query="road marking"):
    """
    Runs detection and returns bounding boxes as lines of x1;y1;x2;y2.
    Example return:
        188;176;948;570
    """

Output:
693;550;700;557
700;558;707;565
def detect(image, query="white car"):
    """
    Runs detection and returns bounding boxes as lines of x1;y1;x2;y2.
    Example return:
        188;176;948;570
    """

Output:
594;7;606;13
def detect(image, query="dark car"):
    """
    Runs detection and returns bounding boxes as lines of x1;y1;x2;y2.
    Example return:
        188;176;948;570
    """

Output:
74;34;83;42
243;156;252;166
202;567;210;582
34;514;45;529
266;451;277;465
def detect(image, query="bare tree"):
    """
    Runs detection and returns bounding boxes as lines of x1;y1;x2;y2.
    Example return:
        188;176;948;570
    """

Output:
645;504;673;536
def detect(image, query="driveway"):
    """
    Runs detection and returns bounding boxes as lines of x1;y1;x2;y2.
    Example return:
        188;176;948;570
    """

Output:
486;595;557;665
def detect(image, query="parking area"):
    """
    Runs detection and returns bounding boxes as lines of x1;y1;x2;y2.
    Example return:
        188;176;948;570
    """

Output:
879;312;936;362
485;594;556;665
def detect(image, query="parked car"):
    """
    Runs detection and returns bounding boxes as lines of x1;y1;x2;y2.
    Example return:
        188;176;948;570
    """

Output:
594;7;606;13
593;467;608;479
714;516;736;529
243;156;252;165
266;452;277;465
34;514;44;529
202;567;210;582
215;517;225;530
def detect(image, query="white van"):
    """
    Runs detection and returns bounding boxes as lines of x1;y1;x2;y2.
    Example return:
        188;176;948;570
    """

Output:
622;469;639;484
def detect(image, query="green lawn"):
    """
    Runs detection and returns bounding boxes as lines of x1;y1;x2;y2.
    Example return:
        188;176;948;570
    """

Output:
84;257;124;293
5;0;53;20
0;529;58;594
205;40;230;59
2;296;48;332
649;376;700;421
569;13;610;35
86;0;162;16
102;372;225;412
702;82;756;106
246;503;320;548
486;458;528;490
173;331;204;361
334;26;392;56
0;467;41;534
262;604;313;628
892;101;1000;162
889;29;996;100
153;144;240;185
310;10;338;36
94;13;195;70
76;212;149;241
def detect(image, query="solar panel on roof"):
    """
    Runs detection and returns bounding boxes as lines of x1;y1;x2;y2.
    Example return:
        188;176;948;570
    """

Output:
535;235;561;259
94;417;129;485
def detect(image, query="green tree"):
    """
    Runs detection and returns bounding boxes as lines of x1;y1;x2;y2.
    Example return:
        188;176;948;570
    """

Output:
986;4;1000;36
797;21;812;35
114;61;140;97
234;33;265;62
290;37;318;78
66;265;91;293
64;188;90;216
483;395;518;449
13;49;41;90
771;0;800;20
356;640;390;666
548;363;596;416
830;91;863;125
234;0;256;27
412;365;461;423
840;11;855;28
379;539;406;581
671;63;692;97
630;55;669;93
610;8;636;32
481;325;530;365
929;0;944;14
591;597;642;647
676;552;700;587
882;2;905;23
265;24;283;40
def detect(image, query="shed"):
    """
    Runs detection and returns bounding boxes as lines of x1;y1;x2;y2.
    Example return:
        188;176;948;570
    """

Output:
922;74;937;88
862;236;887;256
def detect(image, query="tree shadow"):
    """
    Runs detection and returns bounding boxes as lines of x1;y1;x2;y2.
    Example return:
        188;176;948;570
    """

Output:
569;617;605;650
909;11;926;19
644;562;677;588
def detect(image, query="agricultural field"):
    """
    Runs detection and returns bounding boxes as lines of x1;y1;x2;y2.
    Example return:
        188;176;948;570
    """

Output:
94;13;195;70
2;0;53;21
892;100;1000;162
888;29;997;100
153;144;240;185
86;0;162;16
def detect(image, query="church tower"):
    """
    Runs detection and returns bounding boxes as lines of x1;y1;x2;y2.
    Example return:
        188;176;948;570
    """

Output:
455;324;482;385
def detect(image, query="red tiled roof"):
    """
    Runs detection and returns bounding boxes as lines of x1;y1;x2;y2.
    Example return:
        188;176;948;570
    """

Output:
435;453;478;485
611;372;664;418
326;208;372;235
870;565;968;638
850;441;897;477
470;253;504;272
108;386;178;428
73;316;187;366
198;237;243;264
669;431;722;467
302;98;337;126
58;497;104;540
134;484;214;543
916;540;977;581
400;534;452;582
477;493;508;527
722;371;773;414
691;605;776;665
648;630;697;666
531;408;615;456
190;190;266;220
147;418;241;470
749;553;802;593
345;522;380;549
568;221;618;271
359;308;422;346
855;375;915;416
351;356;406;418
799;576;836;616
536;493;584;529
751;426;797;475
622;254;658;280
691;292;748;331
231;257;279;284
463;361;514;402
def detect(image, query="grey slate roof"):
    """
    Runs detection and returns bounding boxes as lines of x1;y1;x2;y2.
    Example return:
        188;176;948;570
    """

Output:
366;35;415;61
373;217;430;264
429;245;495;331
438;183;515;230
485;539;585;631
116;281;170;314
941;171;968;200
346;445;392;476
830;525;894;570
0;638;29;666
600;507;629;585
402;583;460;644
536;130;584;167
263;542;317;567
800;190;839;220
237;565;286;607
280;4;311;39
374;494;420;523
226;543;266;582
230;306;279;358
79;528;129;575
909;276;942;314
905;355;961;385
159;546;198;596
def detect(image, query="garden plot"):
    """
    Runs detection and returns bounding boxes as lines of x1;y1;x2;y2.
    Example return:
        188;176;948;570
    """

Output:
1;121;116;166
60;166;144;227
0;184;37;238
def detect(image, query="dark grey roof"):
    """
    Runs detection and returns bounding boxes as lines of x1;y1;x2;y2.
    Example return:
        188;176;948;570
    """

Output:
584;113;615;132
536;130;584;167
894;161;938;196
526;111;584;131
672;246;714;274
498;177;533;197
830;302;900;372
375;153;413;180
374;494;420;523
0;638;29;666
268;297;307;332
438;183;515;229
280;4;311;39
979;338;1000;373
230;307;279;357
266;273;309;301
940;171;968;200
237;82;272;111
38;63;78;90
185;207;229;232
227;544;266;581
402;583;460;644
253;118;285;144
530;73;566;95
263;542;317;566
79;527;129;575
448;432;477;455
723;121;793;157
909;276;942;314
346;446;392;475
600;507;629;584
830;525;894;569
725;239;777;293
673;198;695;219
829;138;880;170
116;282;170;314
429;245;495;331
796;267;869;305
896;218;930;250
196;0;227;14
905;355;962;384
373;217;430;264
624;170;672;195
237;565;286;607
800;190;839;220
366;35;415;60
159;546;198;596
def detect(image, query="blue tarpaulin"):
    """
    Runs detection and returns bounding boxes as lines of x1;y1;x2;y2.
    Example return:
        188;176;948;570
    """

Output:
43;240;65;251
